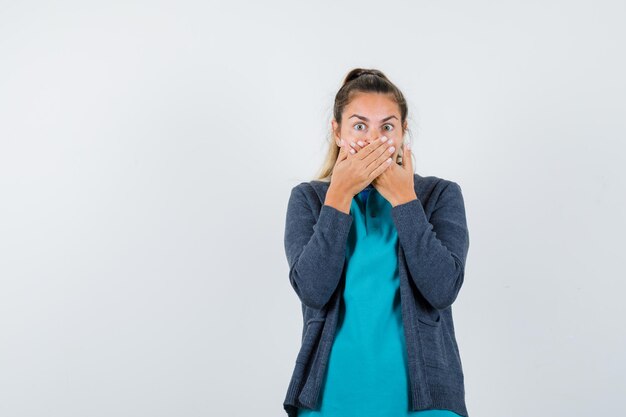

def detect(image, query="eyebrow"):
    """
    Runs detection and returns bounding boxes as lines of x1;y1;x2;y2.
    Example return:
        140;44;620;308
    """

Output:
348;114;399;122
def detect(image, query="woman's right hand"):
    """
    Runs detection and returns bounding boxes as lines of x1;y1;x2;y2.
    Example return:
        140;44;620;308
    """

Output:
334;136;395;195
325;136;395;213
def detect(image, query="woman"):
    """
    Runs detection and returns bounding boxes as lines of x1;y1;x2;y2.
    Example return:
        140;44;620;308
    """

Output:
283;68;470;417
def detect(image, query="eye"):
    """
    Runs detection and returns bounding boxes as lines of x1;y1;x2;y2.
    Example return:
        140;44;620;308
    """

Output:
353;123;366;131
383;123;394;131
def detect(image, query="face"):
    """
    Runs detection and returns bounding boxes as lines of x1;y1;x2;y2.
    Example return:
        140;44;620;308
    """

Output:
332;92;406;162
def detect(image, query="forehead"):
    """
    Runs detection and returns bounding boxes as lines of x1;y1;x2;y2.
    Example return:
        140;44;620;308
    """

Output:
344;92;399;117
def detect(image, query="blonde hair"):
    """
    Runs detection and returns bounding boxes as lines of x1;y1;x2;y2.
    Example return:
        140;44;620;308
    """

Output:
314;68;415;182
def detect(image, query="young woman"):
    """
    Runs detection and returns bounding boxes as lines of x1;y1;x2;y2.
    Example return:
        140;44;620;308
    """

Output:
283;68;471;417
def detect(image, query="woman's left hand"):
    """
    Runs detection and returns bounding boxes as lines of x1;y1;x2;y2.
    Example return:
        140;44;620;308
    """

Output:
371;141;418;207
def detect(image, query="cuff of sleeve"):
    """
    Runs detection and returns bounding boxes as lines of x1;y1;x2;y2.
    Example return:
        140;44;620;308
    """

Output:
391;198;429;238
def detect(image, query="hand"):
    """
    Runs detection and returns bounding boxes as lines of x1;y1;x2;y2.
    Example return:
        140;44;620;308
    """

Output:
351;138;417;207
330;136;395;197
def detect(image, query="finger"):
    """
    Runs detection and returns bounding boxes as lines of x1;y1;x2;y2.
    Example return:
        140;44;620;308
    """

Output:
346;140;359;156
348;140;364;155
369;154;393;180
403;141;413;172
365;136;395;170
344;139;358;158
336;139;348;163
354;139;369;151
357;136;389;162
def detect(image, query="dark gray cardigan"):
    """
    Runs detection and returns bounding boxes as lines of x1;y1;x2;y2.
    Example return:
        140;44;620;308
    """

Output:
283;173;471;417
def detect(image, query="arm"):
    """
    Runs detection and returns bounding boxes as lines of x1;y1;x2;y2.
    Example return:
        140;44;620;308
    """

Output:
284;183;354;310
391;181;470;310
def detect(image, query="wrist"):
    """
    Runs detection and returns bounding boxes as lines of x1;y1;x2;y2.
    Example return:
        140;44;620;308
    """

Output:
326;184;353;214
391;190;418;207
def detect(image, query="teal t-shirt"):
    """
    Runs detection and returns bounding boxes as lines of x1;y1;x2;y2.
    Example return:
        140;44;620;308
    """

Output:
298;185;462;417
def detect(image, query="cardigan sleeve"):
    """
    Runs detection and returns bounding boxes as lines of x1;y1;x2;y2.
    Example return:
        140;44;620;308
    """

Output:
284;183;354;310
391;180;470;310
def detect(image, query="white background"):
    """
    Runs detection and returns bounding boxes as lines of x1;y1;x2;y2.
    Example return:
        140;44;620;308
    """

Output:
1;1;625;416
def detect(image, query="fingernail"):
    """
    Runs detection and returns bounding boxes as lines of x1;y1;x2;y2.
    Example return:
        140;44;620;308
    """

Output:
381;136;388;142
357;141;364;147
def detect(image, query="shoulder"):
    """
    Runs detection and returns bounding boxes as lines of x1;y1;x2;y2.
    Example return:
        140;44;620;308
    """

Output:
413;173;466;208
290;179;331;203
414;172;459;192
289;181;320;198
287;181;329;213
414;172;460;188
